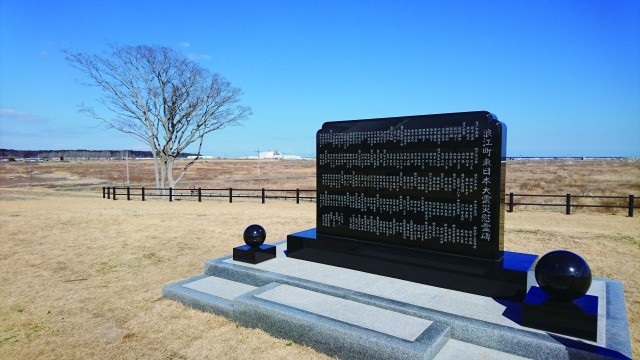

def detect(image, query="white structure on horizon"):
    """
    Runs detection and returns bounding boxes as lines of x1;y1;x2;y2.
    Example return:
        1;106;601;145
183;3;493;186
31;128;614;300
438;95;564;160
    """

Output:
259;150;303;160
186;155;216;160
240;150;304;160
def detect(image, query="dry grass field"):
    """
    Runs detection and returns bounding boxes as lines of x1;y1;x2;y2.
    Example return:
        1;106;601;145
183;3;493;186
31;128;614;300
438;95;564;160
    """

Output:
0;159;317;191
0;159;638;359
1;158;638;200
507;159;640;212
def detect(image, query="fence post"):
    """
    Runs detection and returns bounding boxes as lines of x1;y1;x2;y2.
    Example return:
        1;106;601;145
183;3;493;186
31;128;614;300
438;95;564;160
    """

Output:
565;193;571;215
169;188;173;202
198;188;202;202
508;192;514;212
296;189;300;204
629;195;635;217
229;188;233;203
102;187;106;198
127;187;131;201
113;187;117;200
142;187;145;201
261;188;265;204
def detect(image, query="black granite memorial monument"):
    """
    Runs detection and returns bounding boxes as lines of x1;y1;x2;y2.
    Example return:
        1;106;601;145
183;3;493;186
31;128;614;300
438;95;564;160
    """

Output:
315;111;505;259
287;111;537;301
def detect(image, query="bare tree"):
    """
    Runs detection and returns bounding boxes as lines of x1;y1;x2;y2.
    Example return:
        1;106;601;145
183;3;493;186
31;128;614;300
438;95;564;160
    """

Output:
65;44;251;189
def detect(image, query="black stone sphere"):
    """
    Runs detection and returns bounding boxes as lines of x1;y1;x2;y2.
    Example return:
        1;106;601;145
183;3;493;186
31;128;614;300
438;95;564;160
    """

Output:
243;224;266;248
534;250;592;302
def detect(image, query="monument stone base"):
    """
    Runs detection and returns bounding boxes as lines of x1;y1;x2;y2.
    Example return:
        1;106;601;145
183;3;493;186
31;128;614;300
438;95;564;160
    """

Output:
521;286;598;341
232;244;276;264
287;228;538;301
163;241;632;360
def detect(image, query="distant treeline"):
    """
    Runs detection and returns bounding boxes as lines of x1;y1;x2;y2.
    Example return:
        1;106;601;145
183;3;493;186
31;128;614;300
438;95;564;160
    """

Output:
0;149;197;160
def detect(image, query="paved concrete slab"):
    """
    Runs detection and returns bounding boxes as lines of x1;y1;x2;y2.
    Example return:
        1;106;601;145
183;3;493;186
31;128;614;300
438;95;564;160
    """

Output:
256;284;432;341
183;276;256;301
435;339;531;360
234;282;451;360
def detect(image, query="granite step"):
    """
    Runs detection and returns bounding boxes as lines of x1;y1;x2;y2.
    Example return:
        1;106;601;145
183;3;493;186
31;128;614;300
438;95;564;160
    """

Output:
164;275;453;360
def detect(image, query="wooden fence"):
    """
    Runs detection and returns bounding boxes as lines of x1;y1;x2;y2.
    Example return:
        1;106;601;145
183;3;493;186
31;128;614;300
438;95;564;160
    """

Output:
103;187;315;204
506;193;635;217
102;187;637;217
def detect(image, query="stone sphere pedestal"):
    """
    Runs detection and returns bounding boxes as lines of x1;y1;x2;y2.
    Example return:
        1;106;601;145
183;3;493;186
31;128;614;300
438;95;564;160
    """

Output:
233;224;275;264
522;250;597;341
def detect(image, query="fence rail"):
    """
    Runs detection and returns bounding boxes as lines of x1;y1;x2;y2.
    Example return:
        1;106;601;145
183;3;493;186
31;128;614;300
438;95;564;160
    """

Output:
103;186;315;204
103;187;637;217
506;193;635;217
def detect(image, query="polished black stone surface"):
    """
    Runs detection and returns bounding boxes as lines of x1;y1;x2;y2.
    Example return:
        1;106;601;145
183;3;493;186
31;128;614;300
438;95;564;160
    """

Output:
316;111;506;260
287;228;537;301
535;250;592;302
522;286;598;341
243;224;267;248
233;244;276;264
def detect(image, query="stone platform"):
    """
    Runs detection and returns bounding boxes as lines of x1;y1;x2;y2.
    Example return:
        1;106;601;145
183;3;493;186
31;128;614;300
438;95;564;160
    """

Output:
163;241;632;360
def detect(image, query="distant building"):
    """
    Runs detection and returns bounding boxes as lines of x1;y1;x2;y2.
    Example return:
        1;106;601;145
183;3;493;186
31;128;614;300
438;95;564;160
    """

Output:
186;155;216;160
241;150;304;160
259;150;280;159
261;150;304;159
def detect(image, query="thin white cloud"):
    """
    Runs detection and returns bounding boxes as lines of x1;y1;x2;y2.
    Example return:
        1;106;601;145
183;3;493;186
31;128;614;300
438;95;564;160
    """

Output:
180;41;191;48
188;53;212;61
0;108;49;123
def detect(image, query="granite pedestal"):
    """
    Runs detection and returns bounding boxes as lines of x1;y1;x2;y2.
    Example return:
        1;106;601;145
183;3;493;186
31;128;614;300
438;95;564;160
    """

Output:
232;244;276;264
522;286;599;341
163;241;632;360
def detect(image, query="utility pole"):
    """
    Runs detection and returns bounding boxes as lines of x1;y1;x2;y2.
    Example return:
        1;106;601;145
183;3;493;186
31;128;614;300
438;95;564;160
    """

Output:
256;150;261;178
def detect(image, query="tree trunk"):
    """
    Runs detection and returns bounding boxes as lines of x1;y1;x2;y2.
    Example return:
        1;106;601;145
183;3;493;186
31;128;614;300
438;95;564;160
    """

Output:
159;156;167;193
152;151;160;189
166;157;177;189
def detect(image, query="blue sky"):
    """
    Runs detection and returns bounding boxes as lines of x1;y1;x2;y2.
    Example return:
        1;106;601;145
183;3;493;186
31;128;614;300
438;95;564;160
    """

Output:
1;1;638;157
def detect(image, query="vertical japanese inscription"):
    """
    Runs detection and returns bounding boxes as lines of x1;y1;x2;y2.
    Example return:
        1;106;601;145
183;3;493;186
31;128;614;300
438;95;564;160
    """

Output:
316;112;506;260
